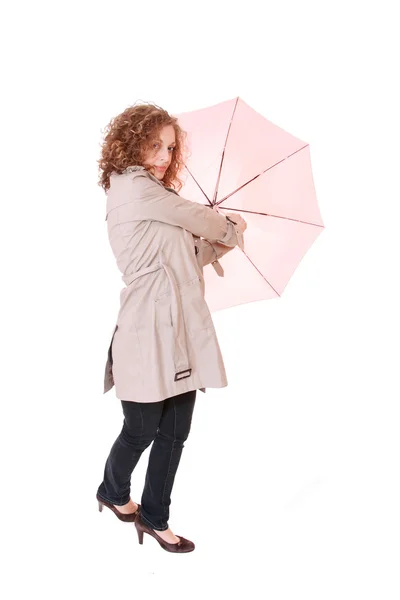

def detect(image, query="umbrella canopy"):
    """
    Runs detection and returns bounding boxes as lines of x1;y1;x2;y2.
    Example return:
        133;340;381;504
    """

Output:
175;97;324;312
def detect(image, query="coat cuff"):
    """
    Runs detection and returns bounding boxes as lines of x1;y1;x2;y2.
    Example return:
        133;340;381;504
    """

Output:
219;217;244;250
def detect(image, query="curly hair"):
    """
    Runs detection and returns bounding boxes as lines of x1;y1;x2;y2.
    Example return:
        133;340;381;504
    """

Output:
97;101;188;193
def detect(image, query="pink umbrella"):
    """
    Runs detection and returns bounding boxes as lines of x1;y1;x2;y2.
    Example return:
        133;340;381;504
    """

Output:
174;97;324;313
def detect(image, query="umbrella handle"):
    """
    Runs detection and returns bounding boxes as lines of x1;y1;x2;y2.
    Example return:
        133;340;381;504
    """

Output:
207;204;239;235
209;203;238;225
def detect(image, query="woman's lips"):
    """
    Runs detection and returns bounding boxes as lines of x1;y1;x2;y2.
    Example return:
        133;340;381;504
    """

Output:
156;166;167;171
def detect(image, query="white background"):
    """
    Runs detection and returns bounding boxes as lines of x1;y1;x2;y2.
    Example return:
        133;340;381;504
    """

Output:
1;0;399;598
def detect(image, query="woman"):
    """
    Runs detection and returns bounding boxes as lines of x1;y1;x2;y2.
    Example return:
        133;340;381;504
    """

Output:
96;102;247;553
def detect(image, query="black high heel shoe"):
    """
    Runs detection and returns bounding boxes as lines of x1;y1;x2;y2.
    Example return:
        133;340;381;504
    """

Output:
134;512;195;553
96;493;140;523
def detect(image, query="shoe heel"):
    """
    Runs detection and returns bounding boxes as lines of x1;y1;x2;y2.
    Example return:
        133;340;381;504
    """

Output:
136;526;144;545
98;500;103;513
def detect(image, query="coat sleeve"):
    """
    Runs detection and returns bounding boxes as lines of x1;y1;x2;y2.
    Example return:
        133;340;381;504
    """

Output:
130;174;240;247
196;239;237;268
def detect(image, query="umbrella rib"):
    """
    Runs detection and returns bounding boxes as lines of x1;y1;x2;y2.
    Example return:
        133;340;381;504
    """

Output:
184;165;213;206
220;207;324;228
240;248;281;297
212;96;239;205
216;144;309;205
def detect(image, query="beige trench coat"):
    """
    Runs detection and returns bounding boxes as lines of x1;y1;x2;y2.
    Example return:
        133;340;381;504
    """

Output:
103;166;243;403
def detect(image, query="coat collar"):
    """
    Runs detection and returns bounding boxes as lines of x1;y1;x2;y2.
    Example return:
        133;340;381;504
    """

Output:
105;166;180;220
123;164;179;196
124;165;166;188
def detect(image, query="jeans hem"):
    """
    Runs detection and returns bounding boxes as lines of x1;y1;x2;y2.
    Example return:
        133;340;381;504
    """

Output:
97;490;131;506
140;513;169;532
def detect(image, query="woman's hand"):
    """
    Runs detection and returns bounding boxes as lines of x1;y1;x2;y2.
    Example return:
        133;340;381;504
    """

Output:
226;212;247;233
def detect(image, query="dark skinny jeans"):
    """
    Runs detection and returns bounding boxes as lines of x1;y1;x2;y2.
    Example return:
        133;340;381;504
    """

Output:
97;390;197;531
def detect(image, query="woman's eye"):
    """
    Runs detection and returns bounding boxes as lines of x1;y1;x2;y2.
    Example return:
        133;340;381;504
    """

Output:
152;143;174;152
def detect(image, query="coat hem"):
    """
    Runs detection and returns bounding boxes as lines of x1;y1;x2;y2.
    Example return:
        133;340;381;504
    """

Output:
113;383;228;403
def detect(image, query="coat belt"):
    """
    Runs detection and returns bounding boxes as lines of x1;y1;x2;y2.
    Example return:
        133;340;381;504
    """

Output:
121;261;192;382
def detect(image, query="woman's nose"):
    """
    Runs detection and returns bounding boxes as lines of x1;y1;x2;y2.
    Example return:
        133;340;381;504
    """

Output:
159;147;169;161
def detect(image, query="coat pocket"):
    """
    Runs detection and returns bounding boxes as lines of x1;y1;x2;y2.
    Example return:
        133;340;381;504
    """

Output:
180;277;213;334
154;292;173;329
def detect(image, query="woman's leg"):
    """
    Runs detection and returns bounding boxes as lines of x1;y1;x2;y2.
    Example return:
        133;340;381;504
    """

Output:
140;390;197;531
97;399;163;506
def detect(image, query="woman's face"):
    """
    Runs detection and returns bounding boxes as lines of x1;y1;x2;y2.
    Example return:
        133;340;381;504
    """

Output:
143;124;176;180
